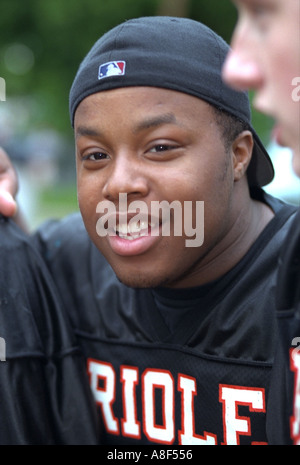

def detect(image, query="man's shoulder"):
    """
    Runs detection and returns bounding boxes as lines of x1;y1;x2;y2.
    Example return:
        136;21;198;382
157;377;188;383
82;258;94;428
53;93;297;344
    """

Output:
253;187;297;216
255;189;298;244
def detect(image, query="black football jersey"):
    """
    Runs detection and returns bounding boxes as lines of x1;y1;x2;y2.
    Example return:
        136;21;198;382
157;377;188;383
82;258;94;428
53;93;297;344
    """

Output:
267;208;300;445
0;216;99;444
33;190;296;445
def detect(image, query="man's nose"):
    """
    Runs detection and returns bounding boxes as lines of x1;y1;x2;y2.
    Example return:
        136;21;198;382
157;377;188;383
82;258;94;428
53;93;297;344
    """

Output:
222;20;264;92
102;153;149;202
222;50;263;92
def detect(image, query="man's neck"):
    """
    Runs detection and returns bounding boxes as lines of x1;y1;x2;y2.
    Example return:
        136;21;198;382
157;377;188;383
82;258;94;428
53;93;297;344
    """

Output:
170;188;275;288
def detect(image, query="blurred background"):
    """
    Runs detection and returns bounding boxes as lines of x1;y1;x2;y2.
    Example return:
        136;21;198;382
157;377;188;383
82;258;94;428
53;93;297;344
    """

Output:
0;0;299;230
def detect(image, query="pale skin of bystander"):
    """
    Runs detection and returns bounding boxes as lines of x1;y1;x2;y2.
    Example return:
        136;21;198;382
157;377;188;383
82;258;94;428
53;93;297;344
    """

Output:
222;0;300;174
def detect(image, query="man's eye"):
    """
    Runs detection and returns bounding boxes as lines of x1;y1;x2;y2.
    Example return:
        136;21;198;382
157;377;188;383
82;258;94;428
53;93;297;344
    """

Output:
247;2;274;20
250;6;268;17
149;144;175;153
83;152;108;161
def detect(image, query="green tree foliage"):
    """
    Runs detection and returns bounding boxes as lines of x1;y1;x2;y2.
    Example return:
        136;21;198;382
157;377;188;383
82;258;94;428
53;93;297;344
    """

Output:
0;0;272;141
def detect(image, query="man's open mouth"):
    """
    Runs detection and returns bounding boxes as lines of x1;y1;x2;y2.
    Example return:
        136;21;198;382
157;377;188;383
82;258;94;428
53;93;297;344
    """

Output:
113;217;158;240
113;215;160;241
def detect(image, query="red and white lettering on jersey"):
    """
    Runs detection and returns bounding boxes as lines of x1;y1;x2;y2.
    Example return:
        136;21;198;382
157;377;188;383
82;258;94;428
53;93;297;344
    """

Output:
178;374;217;444
120;365;141;439
142;368;175;444
290;348;300;445
219;384;266;445
87;359;267;445
88;359;119;435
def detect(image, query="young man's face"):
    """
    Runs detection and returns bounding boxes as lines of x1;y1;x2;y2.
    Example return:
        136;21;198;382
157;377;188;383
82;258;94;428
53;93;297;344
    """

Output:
74;87;248;289
223;0;300;175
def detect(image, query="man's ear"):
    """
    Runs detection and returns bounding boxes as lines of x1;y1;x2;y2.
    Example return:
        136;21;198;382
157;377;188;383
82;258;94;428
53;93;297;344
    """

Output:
231;130;254;181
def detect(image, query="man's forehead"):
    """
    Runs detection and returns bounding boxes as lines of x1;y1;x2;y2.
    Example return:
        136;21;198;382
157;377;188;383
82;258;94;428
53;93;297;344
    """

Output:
74;87;214;127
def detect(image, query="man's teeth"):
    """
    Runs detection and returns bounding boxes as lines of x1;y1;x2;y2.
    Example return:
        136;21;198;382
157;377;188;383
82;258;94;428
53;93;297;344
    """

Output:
115;220;152;240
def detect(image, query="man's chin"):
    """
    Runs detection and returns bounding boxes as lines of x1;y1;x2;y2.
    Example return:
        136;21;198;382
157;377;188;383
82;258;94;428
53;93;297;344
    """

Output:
117;275;162;289
115;270;171;289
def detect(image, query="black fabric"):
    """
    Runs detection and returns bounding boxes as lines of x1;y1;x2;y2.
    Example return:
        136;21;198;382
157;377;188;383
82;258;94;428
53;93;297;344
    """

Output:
32;191;297;444
276;208;300;313
152;281;220;333
267;208;300;445
151;187;296;336
69;16;274;187
0;216;99;444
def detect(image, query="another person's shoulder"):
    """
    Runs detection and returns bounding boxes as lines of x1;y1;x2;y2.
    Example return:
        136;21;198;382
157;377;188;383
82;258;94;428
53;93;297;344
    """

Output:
277;208;300;311
35;211;87;244
0;214;77;356
0;213;34;252
33;212;91;260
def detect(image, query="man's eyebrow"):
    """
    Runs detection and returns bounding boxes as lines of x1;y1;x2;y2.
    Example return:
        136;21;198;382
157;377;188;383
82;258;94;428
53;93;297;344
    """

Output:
133;113;178;133
75;114;178;139
75;126;103;139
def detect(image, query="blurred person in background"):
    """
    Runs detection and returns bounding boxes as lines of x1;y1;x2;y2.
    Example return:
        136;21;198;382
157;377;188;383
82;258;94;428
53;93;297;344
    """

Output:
223;0;300;445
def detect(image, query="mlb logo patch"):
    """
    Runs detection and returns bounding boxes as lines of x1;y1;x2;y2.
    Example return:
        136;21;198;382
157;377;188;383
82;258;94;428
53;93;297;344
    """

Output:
98;61;126;80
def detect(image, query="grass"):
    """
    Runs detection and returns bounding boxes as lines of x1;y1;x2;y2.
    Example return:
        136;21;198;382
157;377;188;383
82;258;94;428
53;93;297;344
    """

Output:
29;183;79;231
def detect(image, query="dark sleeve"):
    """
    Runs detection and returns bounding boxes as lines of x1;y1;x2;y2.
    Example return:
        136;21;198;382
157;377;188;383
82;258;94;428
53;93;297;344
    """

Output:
0;215;100;444
267;209;300;445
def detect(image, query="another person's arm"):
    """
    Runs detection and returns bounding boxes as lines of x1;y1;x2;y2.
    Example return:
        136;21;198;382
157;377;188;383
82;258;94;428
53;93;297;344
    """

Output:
0;147;29;232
